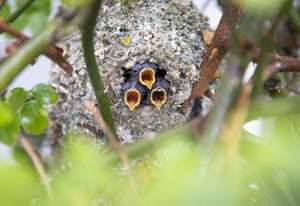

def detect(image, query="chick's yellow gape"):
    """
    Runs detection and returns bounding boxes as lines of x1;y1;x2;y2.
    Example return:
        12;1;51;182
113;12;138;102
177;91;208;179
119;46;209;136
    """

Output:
121;61;170;111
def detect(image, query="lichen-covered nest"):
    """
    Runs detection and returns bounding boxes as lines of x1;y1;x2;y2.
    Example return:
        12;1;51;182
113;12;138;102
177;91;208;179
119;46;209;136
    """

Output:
50;0;209;143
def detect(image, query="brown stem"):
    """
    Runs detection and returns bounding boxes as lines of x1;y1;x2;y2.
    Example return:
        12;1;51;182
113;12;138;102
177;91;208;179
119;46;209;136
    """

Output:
18;135;53;199
83;101;131;172
219;81;252;170
0;18;26;37
0;19;72;75
253;49;300;80
182;1;243;113
263;55;300;80
83;100;138;195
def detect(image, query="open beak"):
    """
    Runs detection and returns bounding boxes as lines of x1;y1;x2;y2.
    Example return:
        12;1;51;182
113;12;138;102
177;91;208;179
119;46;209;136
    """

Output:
139;67;156;89
150;87;167;110
124;88;141;111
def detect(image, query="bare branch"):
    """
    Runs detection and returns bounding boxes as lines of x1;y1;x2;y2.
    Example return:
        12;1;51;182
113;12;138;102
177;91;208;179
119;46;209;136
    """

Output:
263;55;300;80
183;1;243;113
0;19;72;76
253;50;300;80
18;135;53;199
83;101;130;172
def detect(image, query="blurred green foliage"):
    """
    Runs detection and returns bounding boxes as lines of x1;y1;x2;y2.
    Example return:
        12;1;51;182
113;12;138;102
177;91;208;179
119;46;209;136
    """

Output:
1;115;300;205
0;164;42;205
0;0;50;34
235;0;285;15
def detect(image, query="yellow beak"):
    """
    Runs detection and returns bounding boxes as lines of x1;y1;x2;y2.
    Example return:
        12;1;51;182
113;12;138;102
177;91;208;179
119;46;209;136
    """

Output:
124;88;141;111
150;87;167;110
139;67;156;89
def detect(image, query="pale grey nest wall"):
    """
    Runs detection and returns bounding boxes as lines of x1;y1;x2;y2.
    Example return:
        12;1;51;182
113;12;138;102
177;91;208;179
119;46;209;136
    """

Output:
50;0;209;143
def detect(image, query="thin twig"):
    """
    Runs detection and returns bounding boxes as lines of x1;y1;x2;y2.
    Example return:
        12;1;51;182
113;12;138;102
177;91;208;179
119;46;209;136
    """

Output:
101;123;192;166
83;100;138;197
0;19;73;76
182;1;243;113
263;55;300;80
251;0;293;97
199;61;240;151
0;21;56;91
18;135;53;199
83;101;131;172
219;80;252;170
5;0;35;23
0;19;25;37
252;50;300;80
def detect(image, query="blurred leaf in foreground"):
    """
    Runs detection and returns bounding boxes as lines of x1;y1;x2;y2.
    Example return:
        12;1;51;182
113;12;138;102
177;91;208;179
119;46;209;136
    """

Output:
0;164;41;205
235;0;285;15
0;101;20;146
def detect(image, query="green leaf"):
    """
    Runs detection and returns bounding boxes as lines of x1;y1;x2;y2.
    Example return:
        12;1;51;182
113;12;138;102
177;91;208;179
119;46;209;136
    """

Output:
10;13;29;32
27;12;49;34
0;3;11;19
20;100;48;135
0;101;14;127
5;87;28;110
32;83;58;105
0;123;19;146
0;101;20;146
9;0;50;33
27;0;50;14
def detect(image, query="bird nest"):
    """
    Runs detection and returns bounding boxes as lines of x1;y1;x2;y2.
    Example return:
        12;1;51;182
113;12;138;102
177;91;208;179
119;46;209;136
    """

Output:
50;0;210;143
